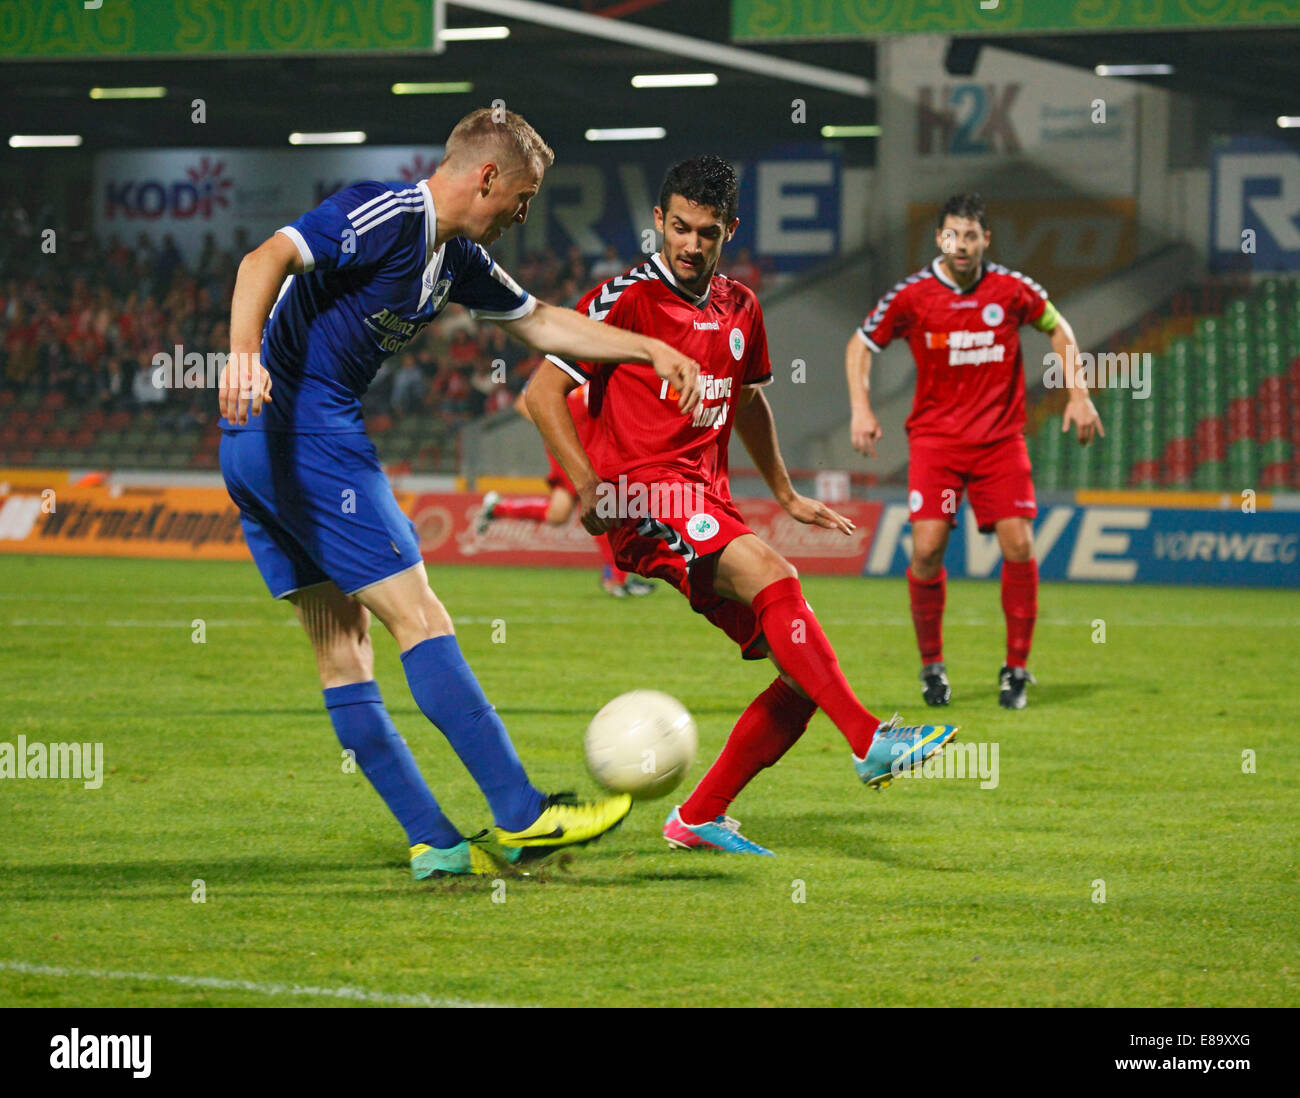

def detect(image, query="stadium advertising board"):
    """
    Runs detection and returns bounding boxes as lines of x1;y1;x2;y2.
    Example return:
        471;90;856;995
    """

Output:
907;197;1139;300
93;144;842;275
1;0;433;59
893;41;1139;199
413;493;881;575
6;481;1291;586
92;146;441;264
494;144;842;275
0;483;249;560
1210;137;1300;273
732;0;1300;39
864;500;1300;587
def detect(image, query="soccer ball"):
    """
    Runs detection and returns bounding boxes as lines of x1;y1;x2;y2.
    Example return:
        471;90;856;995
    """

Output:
584;690;698;801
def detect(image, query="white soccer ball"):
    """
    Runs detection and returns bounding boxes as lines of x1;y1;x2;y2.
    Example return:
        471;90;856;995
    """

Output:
584;690;698;801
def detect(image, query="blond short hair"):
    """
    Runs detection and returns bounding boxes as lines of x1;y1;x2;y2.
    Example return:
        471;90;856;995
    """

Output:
441;107;555;176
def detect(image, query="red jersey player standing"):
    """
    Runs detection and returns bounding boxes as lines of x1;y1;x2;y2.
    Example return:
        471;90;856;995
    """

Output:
527;156;958;856
476;385;655;597
846;193;1103;709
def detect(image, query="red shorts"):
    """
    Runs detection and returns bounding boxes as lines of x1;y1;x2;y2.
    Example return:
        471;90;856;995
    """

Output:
545;452;577;497
908;434;1037;534
607;477;766;660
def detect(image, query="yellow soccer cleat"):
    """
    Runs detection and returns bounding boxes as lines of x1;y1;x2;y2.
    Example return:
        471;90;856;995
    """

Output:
495;792;633;864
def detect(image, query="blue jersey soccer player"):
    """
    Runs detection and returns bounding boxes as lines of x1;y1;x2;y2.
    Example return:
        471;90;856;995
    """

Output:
217;108;701;879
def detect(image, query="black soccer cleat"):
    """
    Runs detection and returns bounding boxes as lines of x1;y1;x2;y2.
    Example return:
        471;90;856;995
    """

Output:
998;665;1035;710
919;662;951;707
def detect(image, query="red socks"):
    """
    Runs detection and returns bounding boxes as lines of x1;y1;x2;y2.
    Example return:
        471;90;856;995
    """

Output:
492;496;549;522
907;566;945;665
1001;558;1038;669
680;677;817;825
751;576;879;757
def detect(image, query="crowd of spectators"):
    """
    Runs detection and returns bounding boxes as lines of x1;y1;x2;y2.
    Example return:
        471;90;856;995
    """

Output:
0;201;771;438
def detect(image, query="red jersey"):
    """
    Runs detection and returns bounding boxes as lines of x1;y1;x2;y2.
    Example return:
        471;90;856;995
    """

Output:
551;252;773;487
857;258;1049;444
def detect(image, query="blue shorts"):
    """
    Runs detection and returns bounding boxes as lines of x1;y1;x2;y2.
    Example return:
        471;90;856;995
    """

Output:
220;429;423;599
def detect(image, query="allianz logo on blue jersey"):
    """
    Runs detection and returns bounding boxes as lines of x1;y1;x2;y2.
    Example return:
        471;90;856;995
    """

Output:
363;307;433;354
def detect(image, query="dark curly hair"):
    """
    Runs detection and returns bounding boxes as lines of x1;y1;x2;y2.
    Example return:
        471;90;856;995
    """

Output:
658;155;739;224
937;192;987;230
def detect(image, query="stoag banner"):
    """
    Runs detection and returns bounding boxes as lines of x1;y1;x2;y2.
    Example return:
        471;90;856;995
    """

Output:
864;501;1300;587
2;0;434;59
732;0;1300;40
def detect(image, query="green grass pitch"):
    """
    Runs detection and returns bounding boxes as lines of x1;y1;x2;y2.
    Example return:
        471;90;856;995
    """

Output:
0;554;1296;1007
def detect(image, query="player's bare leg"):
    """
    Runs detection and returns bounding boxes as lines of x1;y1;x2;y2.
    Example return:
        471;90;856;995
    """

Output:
288;581;489;875
351;561;453;649
477;483;573;534
289;580;374;688
909;519;953;705
545;486;575;525
994;516;1038;708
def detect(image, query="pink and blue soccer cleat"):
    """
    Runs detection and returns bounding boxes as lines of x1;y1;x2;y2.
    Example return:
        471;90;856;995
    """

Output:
663;807;774;856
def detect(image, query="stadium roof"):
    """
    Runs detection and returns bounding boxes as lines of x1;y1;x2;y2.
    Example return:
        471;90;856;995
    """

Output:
0;1;1293;159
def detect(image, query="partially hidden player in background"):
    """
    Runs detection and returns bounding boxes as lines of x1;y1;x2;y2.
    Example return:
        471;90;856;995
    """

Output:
475;385;655;597
217;108;701;879
846;193;1102;710
527;156;957;857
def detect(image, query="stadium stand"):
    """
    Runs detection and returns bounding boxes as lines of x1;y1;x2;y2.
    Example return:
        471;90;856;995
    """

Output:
1027;276;1300;492
0;202;771;475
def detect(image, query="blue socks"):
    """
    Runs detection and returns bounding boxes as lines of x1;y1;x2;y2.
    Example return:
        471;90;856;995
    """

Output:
323;680;461;849
400;635;546;831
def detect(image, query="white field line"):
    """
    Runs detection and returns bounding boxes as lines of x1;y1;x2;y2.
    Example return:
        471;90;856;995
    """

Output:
0;959;516;1008
3;615;1299;629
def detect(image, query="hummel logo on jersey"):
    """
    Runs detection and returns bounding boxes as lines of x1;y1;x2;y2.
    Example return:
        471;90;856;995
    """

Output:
694;320;720;330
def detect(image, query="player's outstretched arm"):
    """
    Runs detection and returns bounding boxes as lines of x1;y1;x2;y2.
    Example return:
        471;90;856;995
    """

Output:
845;334;882;458
734;387;854;536
498;302;701;414
221;232;304;425
523;359;615;535
1046;310;1104;446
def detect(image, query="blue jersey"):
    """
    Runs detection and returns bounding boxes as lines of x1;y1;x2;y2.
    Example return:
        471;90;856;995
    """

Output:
222;178;533;433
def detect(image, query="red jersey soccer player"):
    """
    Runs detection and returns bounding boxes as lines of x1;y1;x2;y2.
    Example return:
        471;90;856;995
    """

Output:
476;386;654;597
846;193;1103;709
527;157;957;856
